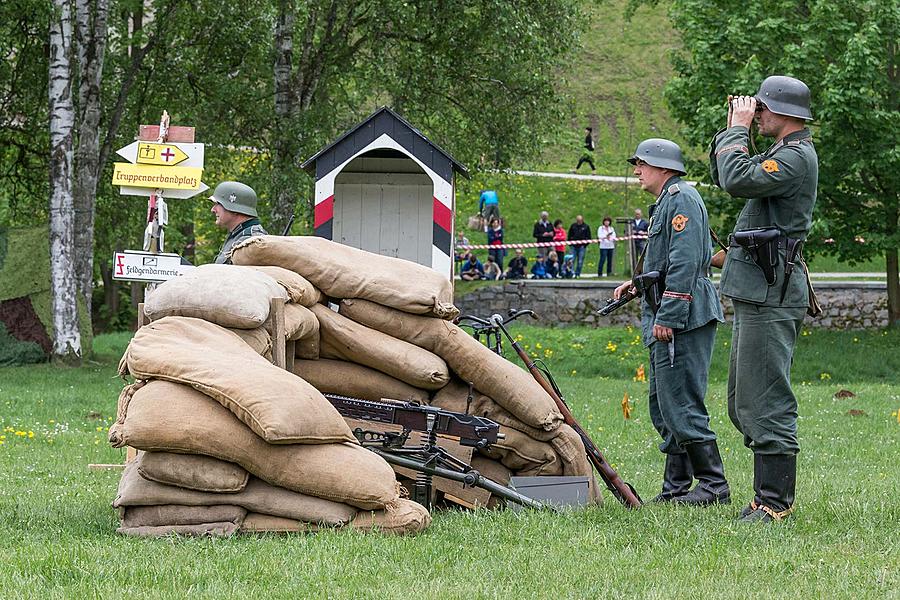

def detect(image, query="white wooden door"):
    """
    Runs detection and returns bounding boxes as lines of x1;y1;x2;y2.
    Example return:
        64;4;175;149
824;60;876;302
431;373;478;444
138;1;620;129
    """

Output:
333;172;433;267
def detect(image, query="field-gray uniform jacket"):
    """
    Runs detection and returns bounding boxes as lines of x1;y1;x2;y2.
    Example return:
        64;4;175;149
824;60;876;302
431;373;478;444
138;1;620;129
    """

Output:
711;127;818;307
214;218;268;264
641;176;724;347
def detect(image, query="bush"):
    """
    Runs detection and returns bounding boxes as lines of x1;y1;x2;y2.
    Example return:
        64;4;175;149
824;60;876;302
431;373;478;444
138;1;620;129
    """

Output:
0;322;47;366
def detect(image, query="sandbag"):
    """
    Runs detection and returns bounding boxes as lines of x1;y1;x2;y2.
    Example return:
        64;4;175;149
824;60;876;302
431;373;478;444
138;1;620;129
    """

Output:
470;455;513;509
110;380;400;510
227;326;272;358
292;359;429;404
240;513;319;533
120;317;354;444
231;235;458;319
119;504;247;528
117;522;239;538
431;379;556;442
247;265;322;307
294;335;319;360
313;304;449;391
479;426;563;476
144;263;287;328
350;499;431;535
115;460;357;524
339;299;563;431
136;451;249;493
284;303;318;342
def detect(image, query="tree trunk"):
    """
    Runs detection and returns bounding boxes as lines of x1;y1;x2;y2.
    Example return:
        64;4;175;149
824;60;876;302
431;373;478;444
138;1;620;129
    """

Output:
49;0;82;364
271;0;297;235
72;0;109;320
887;248;899;328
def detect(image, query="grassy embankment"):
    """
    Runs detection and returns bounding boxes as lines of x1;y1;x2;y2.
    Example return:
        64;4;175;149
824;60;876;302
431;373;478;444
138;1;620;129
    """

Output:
1;328;898;598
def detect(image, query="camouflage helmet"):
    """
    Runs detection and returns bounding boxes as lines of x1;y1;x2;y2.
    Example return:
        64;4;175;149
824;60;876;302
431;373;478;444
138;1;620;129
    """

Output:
754;75;813;121
209;181;258;218
627;138;686;175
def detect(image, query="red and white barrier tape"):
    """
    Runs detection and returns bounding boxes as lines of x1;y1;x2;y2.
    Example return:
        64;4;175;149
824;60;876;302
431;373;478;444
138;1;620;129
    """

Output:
458;235;648;251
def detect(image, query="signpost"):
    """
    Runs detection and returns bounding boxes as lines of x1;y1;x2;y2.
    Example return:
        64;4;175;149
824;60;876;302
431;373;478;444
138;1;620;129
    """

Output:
110;110;206;283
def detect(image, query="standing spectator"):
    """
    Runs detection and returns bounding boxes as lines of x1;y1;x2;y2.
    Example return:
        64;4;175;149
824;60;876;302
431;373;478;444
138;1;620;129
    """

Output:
597;216;617;277
552;219;567;255
561;254;575;279
632;208;649;257
546;251;561;278
460;253;485;281
574;126;596;173
532;211;554;256
530;254;550;279
454;230;471;272
487;217;506;270
505;248;528;280
567;215;591;277
479;190;501;228
483;256;502;281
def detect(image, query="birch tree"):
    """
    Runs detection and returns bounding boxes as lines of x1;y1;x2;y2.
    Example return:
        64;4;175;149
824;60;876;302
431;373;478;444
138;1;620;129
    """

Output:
48;0;81;363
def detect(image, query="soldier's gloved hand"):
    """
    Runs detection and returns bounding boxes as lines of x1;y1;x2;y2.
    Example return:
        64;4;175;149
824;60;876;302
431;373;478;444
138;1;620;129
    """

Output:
653;324;673;343
730;95;756;129
613;281;635;300
711;249;726;269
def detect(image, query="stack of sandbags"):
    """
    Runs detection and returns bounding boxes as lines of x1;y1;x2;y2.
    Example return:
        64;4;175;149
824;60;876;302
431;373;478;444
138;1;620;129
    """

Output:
109;266;431;537
231;236;601;505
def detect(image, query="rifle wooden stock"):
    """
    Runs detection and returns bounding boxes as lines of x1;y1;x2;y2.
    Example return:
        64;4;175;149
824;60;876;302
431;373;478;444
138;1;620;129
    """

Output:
508;338;643;508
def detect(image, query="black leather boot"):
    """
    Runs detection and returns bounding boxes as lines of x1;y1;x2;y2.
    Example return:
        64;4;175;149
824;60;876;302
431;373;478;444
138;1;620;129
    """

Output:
652;452;694;502
674;441;731;506
740;454;796;523
738;454;764;518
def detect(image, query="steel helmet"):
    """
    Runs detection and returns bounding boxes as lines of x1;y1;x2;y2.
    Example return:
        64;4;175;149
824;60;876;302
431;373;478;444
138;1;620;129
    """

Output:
209;181;259;218
754;75;813;121
627;138;686;175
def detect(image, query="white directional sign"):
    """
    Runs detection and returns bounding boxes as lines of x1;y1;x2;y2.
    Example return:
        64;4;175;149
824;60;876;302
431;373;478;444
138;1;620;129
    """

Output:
112;250;194;283
114;141;206;198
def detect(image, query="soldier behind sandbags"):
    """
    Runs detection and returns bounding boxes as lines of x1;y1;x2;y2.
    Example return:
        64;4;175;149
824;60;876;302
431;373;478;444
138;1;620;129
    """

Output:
209;181;268;264
710;75;818;524
614;138;728;507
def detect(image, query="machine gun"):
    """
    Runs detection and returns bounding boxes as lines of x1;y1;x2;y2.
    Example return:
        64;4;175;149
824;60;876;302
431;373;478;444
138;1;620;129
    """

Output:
323;394;548;511
597;270;663;316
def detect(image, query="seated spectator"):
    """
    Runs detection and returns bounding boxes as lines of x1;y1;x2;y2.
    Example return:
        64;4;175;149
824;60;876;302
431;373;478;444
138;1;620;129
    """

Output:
483;255;502;280
560;254;575;279
530;255;551;279
505;248;528;280
553;219;567;255
546;251;561;278
460;253;485;281
454;230;471;270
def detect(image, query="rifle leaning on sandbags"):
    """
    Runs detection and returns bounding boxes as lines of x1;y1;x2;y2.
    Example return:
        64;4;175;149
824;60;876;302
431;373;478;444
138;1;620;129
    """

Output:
461;311;643;508
324;394;548;511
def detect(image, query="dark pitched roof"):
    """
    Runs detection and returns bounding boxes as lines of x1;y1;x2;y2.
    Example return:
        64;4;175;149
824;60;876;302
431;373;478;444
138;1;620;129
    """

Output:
301;106;469;181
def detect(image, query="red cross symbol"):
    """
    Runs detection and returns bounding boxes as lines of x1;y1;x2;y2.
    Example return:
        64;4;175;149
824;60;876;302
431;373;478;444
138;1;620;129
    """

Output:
161;147;176;162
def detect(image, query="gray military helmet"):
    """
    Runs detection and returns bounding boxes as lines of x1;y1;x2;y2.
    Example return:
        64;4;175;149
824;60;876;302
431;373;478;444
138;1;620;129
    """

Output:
754;75;813;121
627;138;686;175
209;181;259;217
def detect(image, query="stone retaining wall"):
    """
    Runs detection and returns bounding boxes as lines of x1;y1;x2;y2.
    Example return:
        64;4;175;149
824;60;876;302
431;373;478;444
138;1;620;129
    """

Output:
454;280;889;329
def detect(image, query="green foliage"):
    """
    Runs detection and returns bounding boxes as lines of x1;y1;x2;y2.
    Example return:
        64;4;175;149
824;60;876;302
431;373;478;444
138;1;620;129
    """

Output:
0;227;50;301
0;323;46;366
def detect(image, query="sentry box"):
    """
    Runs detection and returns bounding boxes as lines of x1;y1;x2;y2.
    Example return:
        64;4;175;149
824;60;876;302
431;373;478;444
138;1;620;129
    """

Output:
302;107;469;280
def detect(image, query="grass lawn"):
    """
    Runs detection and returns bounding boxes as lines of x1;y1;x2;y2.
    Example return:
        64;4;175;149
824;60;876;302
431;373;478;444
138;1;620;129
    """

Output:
2;328;899;598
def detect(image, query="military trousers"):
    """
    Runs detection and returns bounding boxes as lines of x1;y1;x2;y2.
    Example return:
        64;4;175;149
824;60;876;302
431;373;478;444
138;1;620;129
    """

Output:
648;319;718;455
727;300;806;455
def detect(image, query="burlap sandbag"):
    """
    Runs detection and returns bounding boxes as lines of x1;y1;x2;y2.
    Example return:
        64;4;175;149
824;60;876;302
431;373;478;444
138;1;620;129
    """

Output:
295;334;319;360
292;359;429;404
240;513;320;533
137;451;248;493
284;302;318;342
144;263;287;328
339;299;563;431
431;379;556;442
231;235;458;319
117;522;239;538
115;460;357;524
313;304;449;391
227;326;272;358
248;265;322;307
479;426;563;476
109;380;399;510
350;499;431;535
119;504;247;528
119;317;354;444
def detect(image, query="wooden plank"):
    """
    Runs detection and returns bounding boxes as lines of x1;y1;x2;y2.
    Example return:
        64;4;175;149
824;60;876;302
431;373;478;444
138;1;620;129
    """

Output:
379;184;400;258
285;340;295;372
335;182;362;248
358;184;382;254
397;185;420;262
267;297;287;370
417;184;434;266
139;125;195;142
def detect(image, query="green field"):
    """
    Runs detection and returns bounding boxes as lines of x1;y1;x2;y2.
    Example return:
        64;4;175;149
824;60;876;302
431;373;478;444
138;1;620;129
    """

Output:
2;328;899;598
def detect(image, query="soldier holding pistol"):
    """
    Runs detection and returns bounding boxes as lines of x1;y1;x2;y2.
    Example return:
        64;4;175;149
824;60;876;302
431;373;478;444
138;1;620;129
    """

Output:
615;139;728;506
711;75;818;523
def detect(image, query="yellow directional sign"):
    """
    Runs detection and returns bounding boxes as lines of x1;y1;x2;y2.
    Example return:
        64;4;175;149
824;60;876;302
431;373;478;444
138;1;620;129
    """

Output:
136;142;189;166
112;163;203;190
